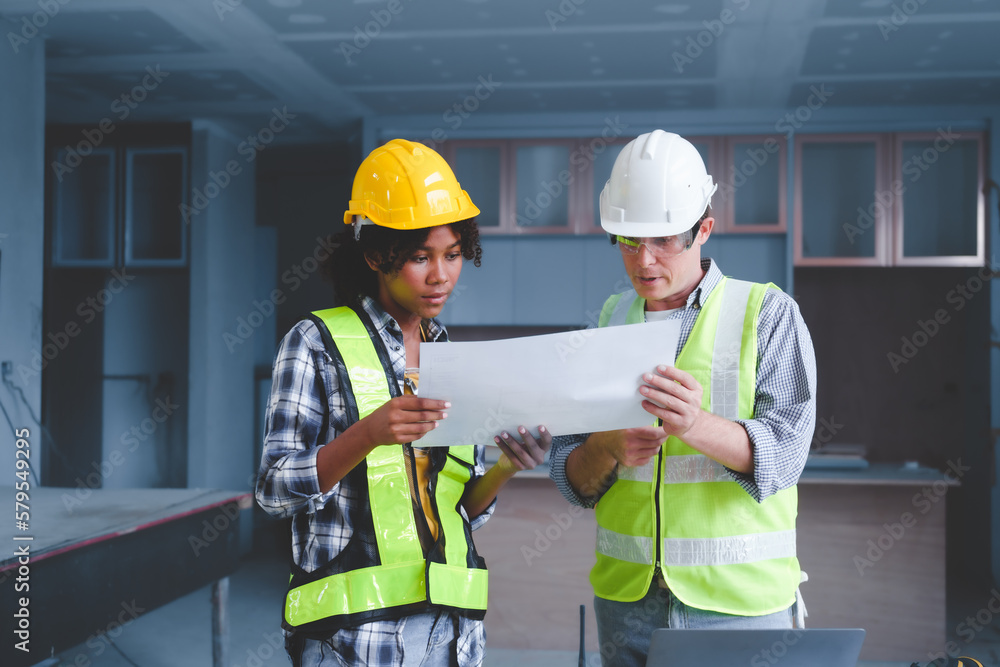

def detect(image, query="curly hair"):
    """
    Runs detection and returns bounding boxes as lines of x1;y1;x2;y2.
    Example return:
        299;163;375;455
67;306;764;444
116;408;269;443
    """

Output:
322;219;483;307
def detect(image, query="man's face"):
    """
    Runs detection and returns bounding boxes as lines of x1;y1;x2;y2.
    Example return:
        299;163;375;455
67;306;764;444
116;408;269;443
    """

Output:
619;217;714;310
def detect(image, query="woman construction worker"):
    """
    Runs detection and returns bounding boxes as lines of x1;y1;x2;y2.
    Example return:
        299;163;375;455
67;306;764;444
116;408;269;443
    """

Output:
256;138;550;666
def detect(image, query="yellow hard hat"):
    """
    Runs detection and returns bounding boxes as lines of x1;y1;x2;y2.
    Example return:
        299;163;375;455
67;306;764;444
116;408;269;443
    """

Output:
344;139;480;232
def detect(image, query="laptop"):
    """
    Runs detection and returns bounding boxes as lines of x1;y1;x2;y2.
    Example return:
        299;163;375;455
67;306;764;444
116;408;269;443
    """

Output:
646;628;866;667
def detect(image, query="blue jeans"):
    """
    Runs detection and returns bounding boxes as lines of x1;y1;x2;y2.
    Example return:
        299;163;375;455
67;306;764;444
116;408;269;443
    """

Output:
297;611;458;666
592;581;795;667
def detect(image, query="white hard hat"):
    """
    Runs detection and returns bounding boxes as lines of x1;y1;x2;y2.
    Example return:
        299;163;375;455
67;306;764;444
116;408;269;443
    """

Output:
599;130;717;238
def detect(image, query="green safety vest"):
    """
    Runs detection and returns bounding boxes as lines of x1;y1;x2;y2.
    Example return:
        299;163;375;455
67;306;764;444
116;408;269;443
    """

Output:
282;306;488;637
592;277;800;616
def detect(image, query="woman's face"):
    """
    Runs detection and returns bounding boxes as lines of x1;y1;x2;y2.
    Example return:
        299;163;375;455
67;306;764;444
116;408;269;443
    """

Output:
374;225;464;322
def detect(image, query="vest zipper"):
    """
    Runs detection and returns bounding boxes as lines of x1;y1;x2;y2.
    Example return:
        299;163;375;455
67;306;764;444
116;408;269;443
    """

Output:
653;422;664;578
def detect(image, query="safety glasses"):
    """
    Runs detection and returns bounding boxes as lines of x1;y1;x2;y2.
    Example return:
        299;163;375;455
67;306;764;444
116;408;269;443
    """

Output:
616;230;694;259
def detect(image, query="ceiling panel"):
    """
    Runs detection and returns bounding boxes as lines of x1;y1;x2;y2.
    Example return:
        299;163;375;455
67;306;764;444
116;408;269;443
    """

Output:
354;83;715;114
285;30;716;88
802;22;1000;75
0;0;994;139
824;0;1000;17
789;77;1000;106
34;9;205;58
242;0;727;34
47;70;277;106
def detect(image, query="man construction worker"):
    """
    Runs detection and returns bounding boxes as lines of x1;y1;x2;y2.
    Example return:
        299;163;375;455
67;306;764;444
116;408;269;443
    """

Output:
256;139;550;667
548;130;816;667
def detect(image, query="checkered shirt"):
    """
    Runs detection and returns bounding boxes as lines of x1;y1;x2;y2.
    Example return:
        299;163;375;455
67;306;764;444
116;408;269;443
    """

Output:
549;257;817;505
256;295;492;666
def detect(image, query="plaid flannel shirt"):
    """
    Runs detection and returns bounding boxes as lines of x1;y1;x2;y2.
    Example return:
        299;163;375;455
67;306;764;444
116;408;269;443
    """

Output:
549;257;817;505
256;295;492;666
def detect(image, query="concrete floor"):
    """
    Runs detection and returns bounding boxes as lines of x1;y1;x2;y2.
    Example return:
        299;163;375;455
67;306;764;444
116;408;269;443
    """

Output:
40;544;1000;667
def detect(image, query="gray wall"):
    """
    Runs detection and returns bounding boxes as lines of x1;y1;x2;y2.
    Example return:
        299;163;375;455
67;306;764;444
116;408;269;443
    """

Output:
187;122;257;492
256;142;360;337
101;272;189;489
0;38;44;484
990;115;1000;586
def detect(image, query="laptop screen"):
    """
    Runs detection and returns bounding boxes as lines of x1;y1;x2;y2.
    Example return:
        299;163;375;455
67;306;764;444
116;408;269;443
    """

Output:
646;628;866;667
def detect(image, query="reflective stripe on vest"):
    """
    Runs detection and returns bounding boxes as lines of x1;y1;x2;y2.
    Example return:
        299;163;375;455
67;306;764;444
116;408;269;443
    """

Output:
284;307;487;629
597;527;654;565
596;526;797;566
663;530;796;567
710;279;752;421
605;290;643;328
592;278;800;616
605;281;754;422
618;455;731;484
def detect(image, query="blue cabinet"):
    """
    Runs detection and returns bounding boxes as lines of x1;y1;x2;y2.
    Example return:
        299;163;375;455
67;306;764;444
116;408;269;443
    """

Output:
894;132;984;266
51;147;117;267
794;132;985;267
124;147;188;267
448;142;505;231
722;136;786;233
50;143;189;268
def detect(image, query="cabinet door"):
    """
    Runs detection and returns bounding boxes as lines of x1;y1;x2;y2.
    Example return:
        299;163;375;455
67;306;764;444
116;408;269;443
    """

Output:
511;141;574;233
894;132;984;266
51;147;116;267
687;138;715;178
795;135;887;266
720;136;786;233
124;147;188;267
590;140;628;234
447;142;506;234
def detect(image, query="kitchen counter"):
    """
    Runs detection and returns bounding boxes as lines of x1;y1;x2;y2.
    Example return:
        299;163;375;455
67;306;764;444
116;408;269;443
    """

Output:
800;461;962;486
489;459;954;662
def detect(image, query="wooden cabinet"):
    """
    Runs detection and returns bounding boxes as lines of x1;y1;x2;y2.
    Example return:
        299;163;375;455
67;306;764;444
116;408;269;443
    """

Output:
444;138;592;234
588;137;628;233
443;134;786;236
794;132;985;267
893;132;984;266
51;147;117;267
511;140;577;233
797;476;950;662
479;471;952;662
448;141;506;231
795;134;885;265
123;147;188;266
718;135;787;233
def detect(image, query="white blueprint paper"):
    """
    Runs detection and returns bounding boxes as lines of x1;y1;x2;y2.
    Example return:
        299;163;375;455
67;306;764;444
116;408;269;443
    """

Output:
414;319;680;446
